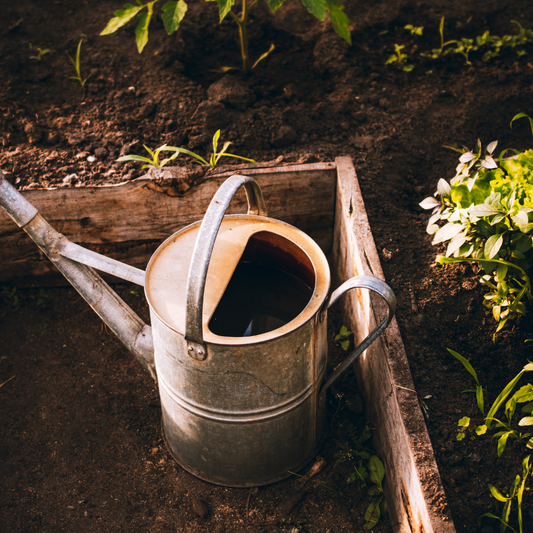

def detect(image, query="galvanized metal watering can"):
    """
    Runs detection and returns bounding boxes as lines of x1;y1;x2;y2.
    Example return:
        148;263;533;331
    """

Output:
0;171;396;486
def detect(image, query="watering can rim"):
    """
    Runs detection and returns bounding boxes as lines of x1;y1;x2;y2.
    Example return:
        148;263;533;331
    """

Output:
144;212;331;346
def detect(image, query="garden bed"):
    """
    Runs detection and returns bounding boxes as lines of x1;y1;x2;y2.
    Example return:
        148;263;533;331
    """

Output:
2;0;533;531
1;158;453;532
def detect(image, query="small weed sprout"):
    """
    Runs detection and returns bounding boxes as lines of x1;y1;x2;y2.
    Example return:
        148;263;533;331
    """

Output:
404;24;423;36
29;43;50;61
385;44;414;72
117;130;255;169
450;349;533;533
67;39;88;88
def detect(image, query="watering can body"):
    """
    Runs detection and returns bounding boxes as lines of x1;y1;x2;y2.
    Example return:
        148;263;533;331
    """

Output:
0;171;396;486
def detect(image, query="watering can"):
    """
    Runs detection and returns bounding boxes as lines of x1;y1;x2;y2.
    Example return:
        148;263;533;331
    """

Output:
0;170;396;486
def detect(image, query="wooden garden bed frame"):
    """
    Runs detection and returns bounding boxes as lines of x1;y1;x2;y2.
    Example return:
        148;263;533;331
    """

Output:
0;156;456;532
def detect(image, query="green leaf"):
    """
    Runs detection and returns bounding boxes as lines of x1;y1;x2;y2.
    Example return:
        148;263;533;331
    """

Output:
101;3;145;35
486;368;530;429
496;263;509;282
363;501;381;529
433;223;463;244
301;0;327;20
368;455;385;486
488;484;509;503
458;416;470;428
162;0;187;34
447;349;480;385
419;197;441;209
476;424;487;435
519;416;533;426
211;0;235;22
265;0;285;12
469;204;503;217
437;178;452;197
325;0;352;44
497;431;511;456
117;154;154;164
476;385;485;415
135;10;152;53
484;233;503;259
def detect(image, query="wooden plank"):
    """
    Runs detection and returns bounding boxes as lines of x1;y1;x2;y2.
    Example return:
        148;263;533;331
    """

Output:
0;162;336;283
332;156;456;533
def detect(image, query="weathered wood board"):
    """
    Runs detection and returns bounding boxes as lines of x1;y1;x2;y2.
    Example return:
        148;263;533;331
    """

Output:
333;157;455;532
0;158;456;532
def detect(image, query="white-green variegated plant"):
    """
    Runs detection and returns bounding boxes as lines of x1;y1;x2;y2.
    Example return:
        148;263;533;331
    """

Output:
101;0;351;73
420;113;533;337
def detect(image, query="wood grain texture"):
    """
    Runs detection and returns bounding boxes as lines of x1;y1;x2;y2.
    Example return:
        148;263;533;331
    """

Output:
332;156;456;533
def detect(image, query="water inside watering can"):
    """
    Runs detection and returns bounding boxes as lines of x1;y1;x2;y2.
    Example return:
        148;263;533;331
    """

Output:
208;231;316;338
208;263;313;337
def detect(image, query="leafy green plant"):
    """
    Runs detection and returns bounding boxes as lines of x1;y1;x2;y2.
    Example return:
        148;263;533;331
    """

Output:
385;43;414;71
117;130;255;169
66;39;87;88
0;285;19;307
480;456;532;533
29;43;50;61
330;389;386;530
420;114;533;336
101;0;352;73
450;351;533;532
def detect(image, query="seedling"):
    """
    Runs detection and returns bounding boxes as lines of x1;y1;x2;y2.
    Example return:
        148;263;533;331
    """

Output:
29;43;50;61
420;16;456;59
480;456;531;533
385;44;414;72
117;143;182;169
404;24;423;36
101;0;352;73
66;39;88;88
117;130;255;169
334;325;353;351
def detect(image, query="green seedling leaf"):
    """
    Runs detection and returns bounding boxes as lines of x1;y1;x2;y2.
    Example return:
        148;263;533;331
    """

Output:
265;0;284;12
476;424;487;435
447;349;480;384
302;0;327;20
325;0;352;45
511;112;533;140
135;7;152;53
368;455;385;487
162;0;188;34
101;3;145;35
363;501;381;529
458;416;470;428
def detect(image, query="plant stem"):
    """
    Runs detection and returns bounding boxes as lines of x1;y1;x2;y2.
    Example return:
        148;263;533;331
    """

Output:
230;0;256;73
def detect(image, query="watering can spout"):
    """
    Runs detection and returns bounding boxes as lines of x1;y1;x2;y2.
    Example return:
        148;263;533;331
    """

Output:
0;169;156;380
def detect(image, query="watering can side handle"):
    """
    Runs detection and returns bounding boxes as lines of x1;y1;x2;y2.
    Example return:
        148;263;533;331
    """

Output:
185;175;267;361
318;276;397;408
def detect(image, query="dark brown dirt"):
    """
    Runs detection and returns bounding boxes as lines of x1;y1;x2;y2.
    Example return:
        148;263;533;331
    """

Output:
2;0;533;532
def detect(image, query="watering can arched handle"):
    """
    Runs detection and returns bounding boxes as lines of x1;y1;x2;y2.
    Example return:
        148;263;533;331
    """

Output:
318;276;397;407
185;175;268;361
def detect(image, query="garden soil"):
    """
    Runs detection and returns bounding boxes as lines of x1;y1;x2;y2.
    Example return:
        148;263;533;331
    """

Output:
2;0;533;532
